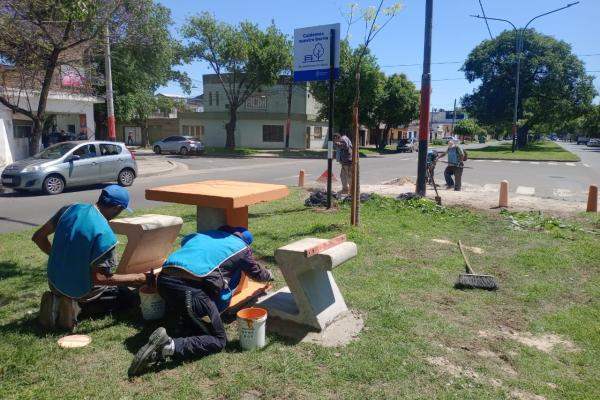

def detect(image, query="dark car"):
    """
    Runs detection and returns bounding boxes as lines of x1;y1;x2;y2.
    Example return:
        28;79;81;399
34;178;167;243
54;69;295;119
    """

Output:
396;138;416;153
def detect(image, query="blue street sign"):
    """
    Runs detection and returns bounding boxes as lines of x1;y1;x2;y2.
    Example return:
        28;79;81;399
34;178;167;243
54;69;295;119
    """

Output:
293;23;340;82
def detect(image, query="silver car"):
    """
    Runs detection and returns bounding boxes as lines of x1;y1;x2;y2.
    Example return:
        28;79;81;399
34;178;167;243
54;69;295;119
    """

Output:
152;135;205;155
1;141;137;195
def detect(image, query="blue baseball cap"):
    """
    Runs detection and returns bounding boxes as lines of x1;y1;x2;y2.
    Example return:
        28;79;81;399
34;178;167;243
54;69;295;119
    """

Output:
219;225;253;245
98;185;132;212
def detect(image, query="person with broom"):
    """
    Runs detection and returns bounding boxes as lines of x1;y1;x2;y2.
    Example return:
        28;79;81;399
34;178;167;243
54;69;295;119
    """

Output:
128;226;274;377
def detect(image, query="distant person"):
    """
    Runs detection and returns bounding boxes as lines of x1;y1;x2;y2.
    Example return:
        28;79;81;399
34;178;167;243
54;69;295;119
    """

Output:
333;132;353;194
128;226;274;377
32;185;153;332
127;131;134;145
440;140;465;191
42;132;50;149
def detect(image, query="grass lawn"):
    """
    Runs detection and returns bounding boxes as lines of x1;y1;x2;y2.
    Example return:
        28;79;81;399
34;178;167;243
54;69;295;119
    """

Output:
204;147;260;156
1;190;600;399
468;141;580;161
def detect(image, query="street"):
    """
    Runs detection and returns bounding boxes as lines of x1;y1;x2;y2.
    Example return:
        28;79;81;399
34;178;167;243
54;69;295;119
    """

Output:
1;141;598;233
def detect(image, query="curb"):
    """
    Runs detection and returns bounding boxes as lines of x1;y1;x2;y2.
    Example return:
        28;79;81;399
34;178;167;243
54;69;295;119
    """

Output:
469;157;581;163
137;160;187;178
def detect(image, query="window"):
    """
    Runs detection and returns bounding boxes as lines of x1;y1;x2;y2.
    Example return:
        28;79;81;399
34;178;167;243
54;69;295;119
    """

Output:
246;95;267;110
182;125;204;136
73;144;97;158
209;92;212;106
13;120;33;139
99;144;121;156
313;126;323;139
262;125;284;142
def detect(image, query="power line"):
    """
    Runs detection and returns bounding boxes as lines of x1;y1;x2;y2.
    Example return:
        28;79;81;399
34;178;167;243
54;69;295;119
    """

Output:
477;0;494;40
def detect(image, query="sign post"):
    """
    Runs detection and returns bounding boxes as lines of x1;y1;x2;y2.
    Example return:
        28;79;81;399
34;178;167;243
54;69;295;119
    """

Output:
294;24;340;208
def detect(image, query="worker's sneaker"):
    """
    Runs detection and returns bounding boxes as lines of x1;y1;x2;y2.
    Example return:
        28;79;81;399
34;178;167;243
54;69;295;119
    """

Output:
57;296;81;333
128;327;172;377
39;291;59;328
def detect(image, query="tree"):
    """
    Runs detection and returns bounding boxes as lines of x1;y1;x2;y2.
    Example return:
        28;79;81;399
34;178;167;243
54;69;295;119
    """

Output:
453;119;482;142
375;73;419;150
0;0;142;155
461;29;596;147
97;1;191;146
310;41;384;134
582;104;600;137
182;13;291;149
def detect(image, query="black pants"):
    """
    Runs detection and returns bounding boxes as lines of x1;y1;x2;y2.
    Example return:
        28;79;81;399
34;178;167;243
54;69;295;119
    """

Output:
157;273;227;360
444;165;463;191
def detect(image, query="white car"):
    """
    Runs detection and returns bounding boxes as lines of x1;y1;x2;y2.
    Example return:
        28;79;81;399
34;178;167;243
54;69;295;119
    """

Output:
152;135;205;155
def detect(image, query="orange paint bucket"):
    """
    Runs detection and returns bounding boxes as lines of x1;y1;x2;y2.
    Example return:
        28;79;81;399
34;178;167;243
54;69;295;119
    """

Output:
237;307;267;350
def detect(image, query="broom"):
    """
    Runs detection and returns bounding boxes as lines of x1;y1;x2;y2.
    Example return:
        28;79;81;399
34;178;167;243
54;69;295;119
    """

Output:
454;240;498;290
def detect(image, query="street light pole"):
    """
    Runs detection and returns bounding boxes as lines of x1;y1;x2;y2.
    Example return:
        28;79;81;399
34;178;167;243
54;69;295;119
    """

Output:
470;2;579;153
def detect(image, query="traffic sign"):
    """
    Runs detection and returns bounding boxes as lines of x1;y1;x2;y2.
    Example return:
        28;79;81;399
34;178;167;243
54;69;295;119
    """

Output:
293;23;340;82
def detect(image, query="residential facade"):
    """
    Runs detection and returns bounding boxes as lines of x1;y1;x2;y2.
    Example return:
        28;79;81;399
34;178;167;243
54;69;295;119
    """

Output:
201;74;328;149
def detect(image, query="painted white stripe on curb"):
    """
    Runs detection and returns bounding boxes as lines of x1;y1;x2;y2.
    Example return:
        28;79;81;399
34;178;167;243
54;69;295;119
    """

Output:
584;163;591;168
482;184;500;192
565;162;576;167
548;162;558;166
516;186;535;195
530;162;540;165
553;189;573;197
510;161;520;164
492;160;502;163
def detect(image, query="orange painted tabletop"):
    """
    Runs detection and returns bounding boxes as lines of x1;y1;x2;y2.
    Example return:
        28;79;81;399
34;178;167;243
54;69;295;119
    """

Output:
145;180;289;209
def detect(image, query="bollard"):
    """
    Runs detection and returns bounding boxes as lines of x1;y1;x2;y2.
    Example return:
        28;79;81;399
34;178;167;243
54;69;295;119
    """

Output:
587;184;598;212
298;169;305;187
499;180;509;208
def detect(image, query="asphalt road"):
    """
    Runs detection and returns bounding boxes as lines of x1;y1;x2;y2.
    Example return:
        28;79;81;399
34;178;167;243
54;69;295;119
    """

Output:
1;141;598;233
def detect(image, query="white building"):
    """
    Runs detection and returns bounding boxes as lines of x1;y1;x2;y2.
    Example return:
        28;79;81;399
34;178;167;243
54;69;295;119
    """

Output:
201;74;328;149
0;91;100;166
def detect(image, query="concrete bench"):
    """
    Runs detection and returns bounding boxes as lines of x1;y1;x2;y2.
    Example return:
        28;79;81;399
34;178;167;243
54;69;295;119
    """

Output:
110;214;184;274
258;237;357;332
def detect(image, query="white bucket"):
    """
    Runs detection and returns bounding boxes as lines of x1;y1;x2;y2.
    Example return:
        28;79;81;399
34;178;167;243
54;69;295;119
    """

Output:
139;287;165;320
237;307;268;350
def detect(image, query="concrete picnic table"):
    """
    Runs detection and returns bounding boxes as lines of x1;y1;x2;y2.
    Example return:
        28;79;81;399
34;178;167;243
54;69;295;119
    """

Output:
144;180;289;310
145;179;289;231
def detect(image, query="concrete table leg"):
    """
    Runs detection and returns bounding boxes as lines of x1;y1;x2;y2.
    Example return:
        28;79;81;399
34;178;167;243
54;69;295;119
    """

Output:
196;206;249;231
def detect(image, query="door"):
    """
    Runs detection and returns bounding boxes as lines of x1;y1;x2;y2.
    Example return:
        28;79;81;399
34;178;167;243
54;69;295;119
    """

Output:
99;143;124;180
66;144;100;185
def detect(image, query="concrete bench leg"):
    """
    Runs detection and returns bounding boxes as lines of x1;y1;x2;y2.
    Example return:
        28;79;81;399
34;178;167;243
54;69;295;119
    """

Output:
196;206;248;232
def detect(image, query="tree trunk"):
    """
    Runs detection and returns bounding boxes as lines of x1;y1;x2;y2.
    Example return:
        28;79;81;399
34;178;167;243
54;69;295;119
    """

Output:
378;125;390;151
143;119;149;147
30;48;60;155
29;118;42;155
226;107;237;149
517;125;529;148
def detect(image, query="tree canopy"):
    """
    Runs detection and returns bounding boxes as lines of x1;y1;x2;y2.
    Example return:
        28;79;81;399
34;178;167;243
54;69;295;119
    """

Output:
310;40;384;134
375;73;419;149
461;29;596;146
182;13;291;149
453;119;482;139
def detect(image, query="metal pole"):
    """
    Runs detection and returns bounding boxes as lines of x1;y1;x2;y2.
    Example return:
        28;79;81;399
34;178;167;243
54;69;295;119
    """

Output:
104;24;116;142
416;0;433;196
285;79;292;150
451;98;457;135
326;28;335;209
511;31;521;152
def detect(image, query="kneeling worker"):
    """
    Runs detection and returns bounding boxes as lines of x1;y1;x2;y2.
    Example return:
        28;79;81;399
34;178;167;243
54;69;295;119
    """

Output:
128;226;273;376
33;185;153;332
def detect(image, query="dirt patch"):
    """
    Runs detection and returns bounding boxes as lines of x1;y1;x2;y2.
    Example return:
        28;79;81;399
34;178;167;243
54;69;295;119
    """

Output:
479;327;577;353
476;350;518;376
510;389;546;400
356;182;586;214
240;390;262;400
431;239;484;254
425;356;480;380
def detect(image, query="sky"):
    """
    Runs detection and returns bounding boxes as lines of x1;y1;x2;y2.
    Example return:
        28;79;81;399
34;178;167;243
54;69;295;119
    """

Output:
156;0;600;110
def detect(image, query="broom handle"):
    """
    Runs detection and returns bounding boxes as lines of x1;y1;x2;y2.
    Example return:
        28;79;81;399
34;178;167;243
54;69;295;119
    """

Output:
458;240;474;274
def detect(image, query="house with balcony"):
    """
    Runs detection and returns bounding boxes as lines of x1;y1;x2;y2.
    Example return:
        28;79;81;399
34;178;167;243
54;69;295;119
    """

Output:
201;74;328;149
1;51;101;165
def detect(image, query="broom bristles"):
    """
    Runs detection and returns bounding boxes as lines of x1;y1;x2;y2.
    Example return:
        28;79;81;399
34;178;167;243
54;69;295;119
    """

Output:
455;273;498;291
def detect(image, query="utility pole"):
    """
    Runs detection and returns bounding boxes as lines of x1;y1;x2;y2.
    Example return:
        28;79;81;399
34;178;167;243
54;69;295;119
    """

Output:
104;23;116;142
451;98;457;136
285;78;292;150
416;0;433;196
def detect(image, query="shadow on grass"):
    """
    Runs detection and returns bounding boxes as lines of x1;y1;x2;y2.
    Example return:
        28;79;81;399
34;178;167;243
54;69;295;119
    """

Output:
248;207;307;219
0;261;24;279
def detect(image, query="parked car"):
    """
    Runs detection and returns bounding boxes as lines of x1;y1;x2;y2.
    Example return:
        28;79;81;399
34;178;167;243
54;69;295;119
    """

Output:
577;136;590;145
152;135;205;155
441;136;456;143
1;141;137;195
396;138;417;153
586;138;600;147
